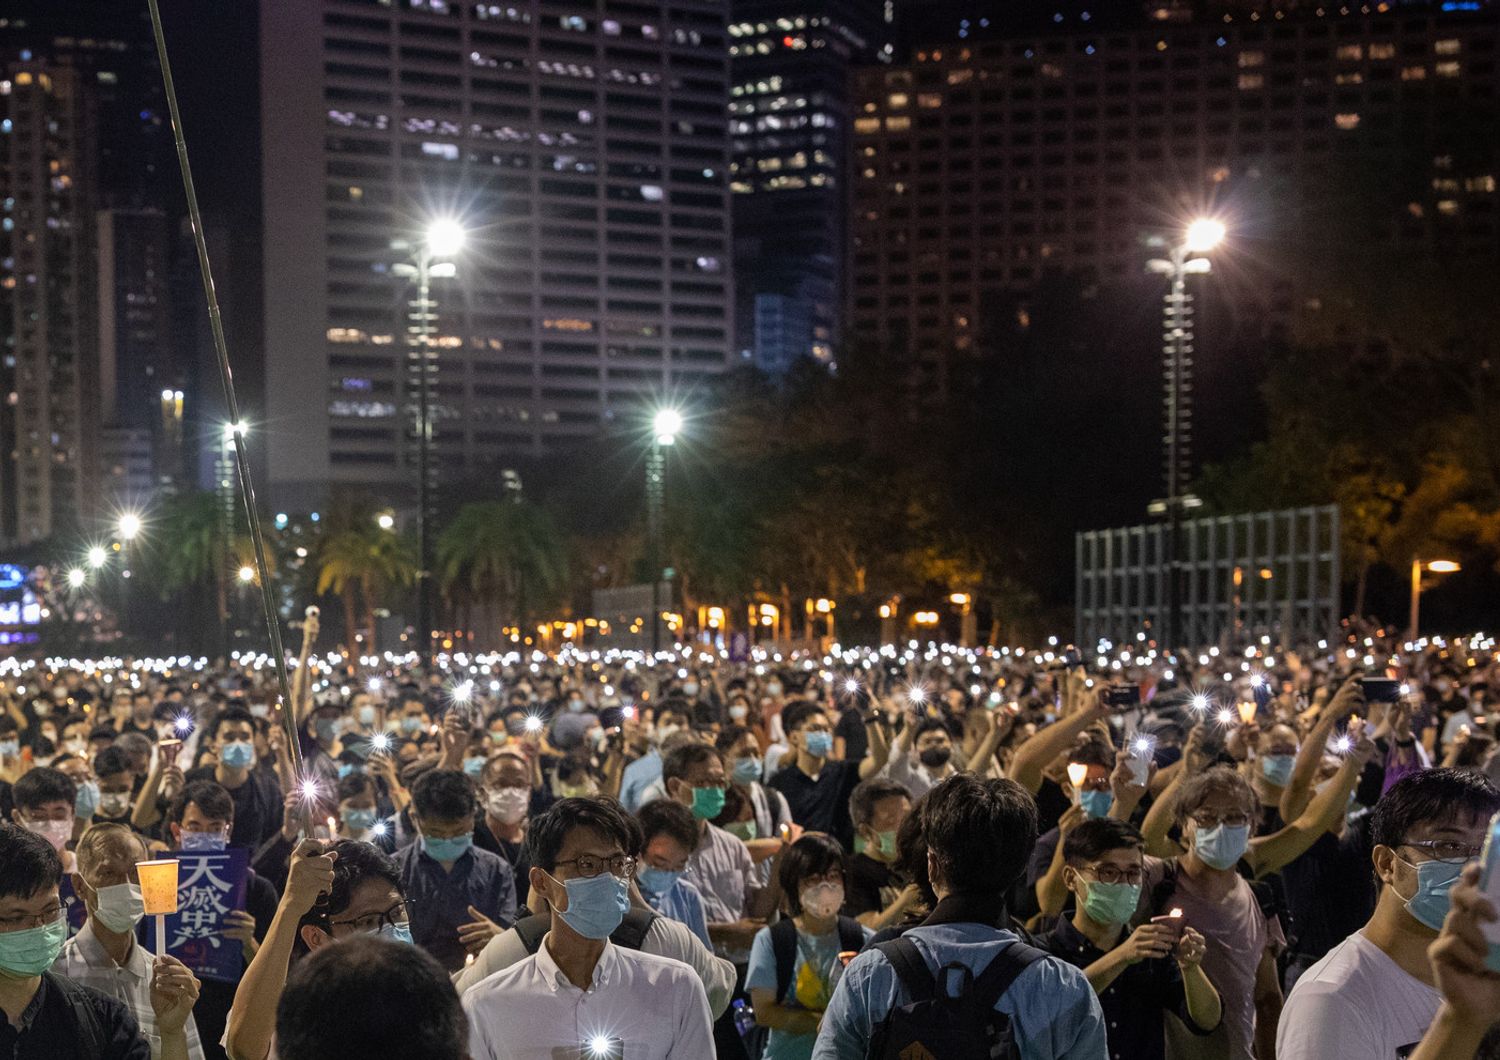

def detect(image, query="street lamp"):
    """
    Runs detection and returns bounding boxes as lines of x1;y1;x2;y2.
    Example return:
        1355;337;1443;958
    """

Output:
392;219;465;664
118;513;142;542
1146;217;1226;650
88;546;108;569
1409;558;1460;641
646;407;682;654
67;569;86;589
377;512;396;531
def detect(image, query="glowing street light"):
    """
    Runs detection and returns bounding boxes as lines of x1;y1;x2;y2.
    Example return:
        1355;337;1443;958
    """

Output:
653;408;683;447
377;512;396;531
238;566;256;583
118;513;142;541
425;218;466;259
1184;217;1227;254
67;569;86;589
646;408;684;652
1409;557;1461;641
88;546;108;569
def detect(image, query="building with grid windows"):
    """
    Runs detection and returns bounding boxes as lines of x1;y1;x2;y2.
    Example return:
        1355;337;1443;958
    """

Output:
260;0;733;512
848;4;1499;397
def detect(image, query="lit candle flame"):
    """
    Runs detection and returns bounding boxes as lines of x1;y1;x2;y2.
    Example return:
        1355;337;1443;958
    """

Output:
1237;701;1258;724
1066;762;1090;789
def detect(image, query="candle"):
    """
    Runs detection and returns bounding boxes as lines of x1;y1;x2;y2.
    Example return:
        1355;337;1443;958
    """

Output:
137;859;180;957
1066;762;1089;790
1237;701;1257;724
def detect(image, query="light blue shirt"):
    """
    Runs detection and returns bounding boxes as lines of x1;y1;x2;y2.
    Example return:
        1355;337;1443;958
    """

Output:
621;750;663;812
748;921;876;1060
811;923;1108;1060
646;877;713;951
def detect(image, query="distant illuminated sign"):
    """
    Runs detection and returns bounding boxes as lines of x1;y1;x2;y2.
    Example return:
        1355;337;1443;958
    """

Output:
0;565;25;590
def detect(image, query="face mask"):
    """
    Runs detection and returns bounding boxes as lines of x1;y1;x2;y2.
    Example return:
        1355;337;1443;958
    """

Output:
1397;855;1464;931
485;787;530;825
1260;755;1296;787
0;915;68;976
357;706;377;726
315;718;340;743
731;757;762;785
220;741;255;769
682;682;699;697
724;820;759;842
689;785;726;821
74;780;101;820
1079;789;1114;820
1080;879;1142;926
567;698;586;713
25;817;72;852
179;829;228;852
98;792;132;819
378;920;414;944
860;829;898;860
91;882;146;934
655;724;680;745
0;740;17;758
401;716;424;734
337;763;358;779
766;682;783;697
552;870;629;940
1193;822;1251;870
803;731;833;759
918;746;952;770
637;865;682;896
800;881;844;920
33;703;52;718
463;756;486;778
422;833;473;862
64;739;87;757
341;807;379;832
728;704;749;722
249;703;269;719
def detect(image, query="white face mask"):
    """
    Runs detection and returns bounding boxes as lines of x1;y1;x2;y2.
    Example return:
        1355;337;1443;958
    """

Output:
92;882;146;934
800;881;844;920
485;787;530;825
25;817;73;852
98;792;133;818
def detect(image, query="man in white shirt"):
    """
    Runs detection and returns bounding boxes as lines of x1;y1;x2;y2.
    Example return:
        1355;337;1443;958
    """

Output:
1278;768;1500;1060
462;796;714;1060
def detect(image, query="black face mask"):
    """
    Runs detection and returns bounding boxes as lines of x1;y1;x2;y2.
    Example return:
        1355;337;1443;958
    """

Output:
918;746;952;769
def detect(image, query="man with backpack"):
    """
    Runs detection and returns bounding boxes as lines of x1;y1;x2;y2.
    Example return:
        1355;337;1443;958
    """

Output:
813;774;1107;1060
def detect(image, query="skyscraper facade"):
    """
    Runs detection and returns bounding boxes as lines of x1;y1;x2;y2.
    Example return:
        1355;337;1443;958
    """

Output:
259;0;733;512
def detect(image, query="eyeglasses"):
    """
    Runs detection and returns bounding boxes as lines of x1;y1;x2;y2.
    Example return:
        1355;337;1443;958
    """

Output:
1191;812;1252;829
688;779;729;791
1403;840;1482;863
1081;864;1144;886
555;854;636;879
0;905;64;931
328;898;413;935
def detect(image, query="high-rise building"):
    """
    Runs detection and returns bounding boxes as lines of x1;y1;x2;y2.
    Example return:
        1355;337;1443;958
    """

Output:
727;1;883;373
258;0;733;512
847;4;1500;396
0;62;102;545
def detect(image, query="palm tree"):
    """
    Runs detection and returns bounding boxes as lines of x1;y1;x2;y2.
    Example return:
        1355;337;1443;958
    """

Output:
314;522;416;653
437;499;568;645
149;490;258;655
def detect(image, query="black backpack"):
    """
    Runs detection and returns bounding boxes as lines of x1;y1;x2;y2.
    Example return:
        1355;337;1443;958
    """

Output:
770;915;867;1003
511;908;658;955
44;972;109;1058
865;937;1047;1060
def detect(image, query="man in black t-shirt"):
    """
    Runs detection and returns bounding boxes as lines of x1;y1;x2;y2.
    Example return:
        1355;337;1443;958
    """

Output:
183;707;282;850
842;777;920;931
767;703;889;850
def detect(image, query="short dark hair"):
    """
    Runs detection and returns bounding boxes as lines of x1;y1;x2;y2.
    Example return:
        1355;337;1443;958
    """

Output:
410;769;476;822
206;705;256;744
13;767;76;813
778;833;848;916
1069;736;1116;770
88;724;117;743
922;774;1038;895
276;935;466;1060
298;840;404;939
661;742;720;786
525;796;642;874
637;799;700;854
93;746;132;779
1371;768;1500;851
849;777;911;829
780;701;827;736
1173;765;1257;832
654;698;693;726
714;724;754;756
169;780;234;826
0;824;61;901
912;719;950;744
1063;818;1145;866
336;772;376;803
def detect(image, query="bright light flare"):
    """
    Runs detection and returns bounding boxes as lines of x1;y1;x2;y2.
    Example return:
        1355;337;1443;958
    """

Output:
369;733;392;753
524;715;543;733
1215;708;1236;726
118;513;142;541
1131;735;1156;757
653;408;683;446
1190;693;1210;713
238;566;255;583
174;715;193;733
88;546;108;569
1331;734;1354;754
299;778;321;801
1066;763;1090;789
906;685;928;706
66;569;85;589
1184;218;1227;253
425;218;466;258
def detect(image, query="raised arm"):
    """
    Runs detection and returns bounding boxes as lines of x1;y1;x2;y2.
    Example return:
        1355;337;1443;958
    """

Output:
858;718;891;780
290;612;319;726
1142;726;1210;858
1280;676;1363;825
1009;696;1107;795
1250;720;1376;879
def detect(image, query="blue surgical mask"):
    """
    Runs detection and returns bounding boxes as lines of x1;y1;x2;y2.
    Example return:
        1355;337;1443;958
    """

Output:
463;756;486;778
567;698;586;713
315;718;340;744
1079;789;1113;820
1260;755;1295;787
341;807;378;832
401;716;423;734
220;741;255;769
804;731;833;758
552;870;629;940
731;757;762;785
378;921;414;945
358;706;378;726
74;779;100;819
423;833;473;862
1399;855;1465;931
636;865;682;896
1193;822;1251;870
180;830;228;852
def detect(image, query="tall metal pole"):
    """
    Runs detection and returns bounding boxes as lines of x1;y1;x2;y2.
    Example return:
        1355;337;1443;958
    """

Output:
1161;248;1193;651
411;254;435;664
646;440;665;653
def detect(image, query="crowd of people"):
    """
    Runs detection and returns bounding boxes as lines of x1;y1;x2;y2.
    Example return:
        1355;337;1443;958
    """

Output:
1;618;1498;1059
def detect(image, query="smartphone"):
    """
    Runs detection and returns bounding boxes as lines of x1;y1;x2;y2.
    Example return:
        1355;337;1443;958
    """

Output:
1252;680;1273;720
1360;678;1402;703
1151;910;1185;944
1063;647;1083;669
1479;810;1500;971
1128;744;1152;786
1106;684;1141;710
576;1036;624;1060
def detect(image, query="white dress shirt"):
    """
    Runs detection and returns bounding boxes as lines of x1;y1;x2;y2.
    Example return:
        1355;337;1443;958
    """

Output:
462;936;714;1060
54;920;206;1060
452;912;735;1018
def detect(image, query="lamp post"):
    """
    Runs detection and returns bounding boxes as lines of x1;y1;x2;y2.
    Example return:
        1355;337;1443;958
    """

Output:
647;408;682;654
392;220;464;665
1146;218;1225;651
117;512;141;638
1408;558;1460;642
217;424;244;660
